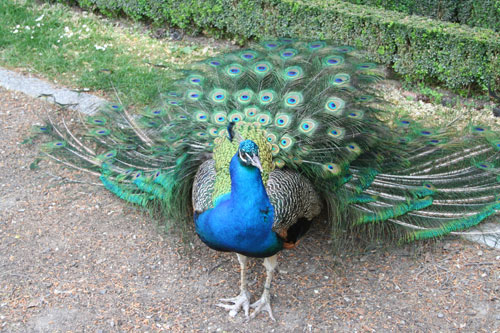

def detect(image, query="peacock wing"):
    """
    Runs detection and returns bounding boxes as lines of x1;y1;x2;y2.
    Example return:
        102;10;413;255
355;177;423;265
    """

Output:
267;168;322;243
192;159;217;213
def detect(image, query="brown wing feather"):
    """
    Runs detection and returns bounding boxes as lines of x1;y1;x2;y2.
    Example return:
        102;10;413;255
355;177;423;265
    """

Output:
266;169;322;241
192;159;216;213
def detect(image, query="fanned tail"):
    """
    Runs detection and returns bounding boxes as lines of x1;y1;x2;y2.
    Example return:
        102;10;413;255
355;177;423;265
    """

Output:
29;39;500;246
342;122;500;245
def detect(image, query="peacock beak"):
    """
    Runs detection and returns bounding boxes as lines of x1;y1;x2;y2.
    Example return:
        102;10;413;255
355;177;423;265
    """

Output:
248;154;263;173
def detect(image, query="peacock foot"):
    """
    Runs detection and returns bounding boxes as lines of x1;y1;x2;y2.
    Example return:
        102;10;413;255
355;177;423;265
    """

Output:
216;290;251;318
249;291;275;321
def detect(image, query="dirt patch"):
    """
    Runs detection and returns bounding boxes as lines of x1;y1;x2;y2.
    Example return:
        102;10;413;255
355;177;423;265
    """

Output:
0;87;499;332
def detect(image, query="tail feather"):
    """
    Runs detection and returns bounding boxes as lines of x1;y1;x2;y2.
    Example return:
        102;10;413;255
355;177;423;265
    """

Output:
29;39;499;245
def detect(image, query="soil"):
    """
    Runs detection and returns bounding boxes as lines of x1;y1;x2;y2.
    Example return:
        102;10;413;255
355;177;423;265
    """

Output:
0;86;499;332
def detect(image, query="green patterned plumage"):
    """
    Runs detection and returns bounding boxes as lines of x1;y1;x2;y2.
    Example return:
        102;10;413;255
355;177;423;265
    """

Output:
31;39;500;320
33;38;500;243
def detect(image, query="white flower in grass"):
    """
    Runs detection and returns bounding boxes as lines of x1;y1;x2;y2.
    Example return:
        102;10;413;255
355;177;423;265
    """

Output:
35;14;44;22
63;27;74;38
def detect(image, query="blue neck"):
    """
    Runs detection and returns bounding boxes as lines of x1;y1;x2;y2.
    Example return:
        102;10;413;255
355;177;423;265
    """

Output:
229;154;268;205
194;153;282;257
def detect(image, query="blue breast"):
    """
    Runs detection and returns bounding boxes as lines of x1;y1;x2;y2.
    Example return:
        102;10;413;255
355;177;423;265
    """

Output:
194;154;283;258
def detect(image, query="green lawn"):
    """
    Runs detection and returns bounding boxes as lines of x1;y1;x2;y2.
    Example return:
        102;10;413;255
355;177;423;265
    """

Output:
0;0;223;106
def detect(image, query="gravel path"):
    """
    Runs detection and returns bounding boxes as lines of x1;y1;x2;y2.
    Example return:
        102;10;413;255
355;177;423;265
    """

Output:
0;86;499;332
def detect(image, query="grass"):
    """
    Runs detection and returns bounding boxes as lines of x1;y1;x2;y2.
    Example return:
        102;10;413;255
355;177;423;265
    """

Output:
0;0;496;126
0;0;224;106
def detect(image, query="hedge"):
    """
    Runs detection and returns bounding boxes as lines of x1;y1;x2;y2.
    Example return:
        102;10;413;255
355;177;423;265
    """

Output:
342;0;500;32
50;0;500;92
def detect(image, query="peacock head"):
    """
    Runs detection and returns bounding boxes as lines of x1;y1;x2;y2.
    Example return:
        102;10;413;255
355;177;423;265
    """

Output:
238;140;263;173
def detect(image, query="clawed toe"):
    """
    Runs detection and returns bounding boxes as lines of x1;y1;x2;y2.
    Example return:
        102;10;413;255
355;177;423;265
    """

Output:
216;291;251;318
249;295;275;321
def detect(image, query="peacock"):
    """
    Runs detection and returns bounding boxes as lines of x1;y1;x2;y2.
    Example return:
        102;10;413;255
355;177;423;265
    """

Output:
30;39;500;321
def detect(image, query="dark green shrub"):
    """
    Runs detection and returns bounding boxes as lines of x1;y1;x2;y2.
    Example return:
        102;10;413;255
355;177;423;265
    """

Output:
342;0;500;32
45;0;500;92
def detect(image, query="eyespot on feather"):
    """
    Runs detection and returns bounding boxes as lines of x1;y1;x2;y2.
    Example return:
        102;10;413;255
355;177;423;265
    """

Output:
280;48;297;59
244;106;259;120
229;111;244;123
194;110;209;122
324;97;345;116
209;89;228;104
258;90;275;105
323;55;344;67
274;113;293;128
256;112;272;126
323;163;342;176
234;89;254;105
298;119;318;136
212;110;227;125
278;135;294;150
328;126;345;140
225;63;244;77
283;92;303;108
331;73;351;86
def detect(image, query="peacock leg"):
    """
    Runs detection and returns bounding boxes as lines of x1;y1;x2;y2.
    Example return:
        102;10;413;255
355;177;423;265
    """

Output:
216;253;251;318
249;254;278;321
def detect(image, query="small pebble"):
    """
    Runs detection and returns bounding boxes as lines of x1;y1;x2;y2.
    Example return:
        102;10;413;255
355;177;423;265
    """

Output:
437;313;444;318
